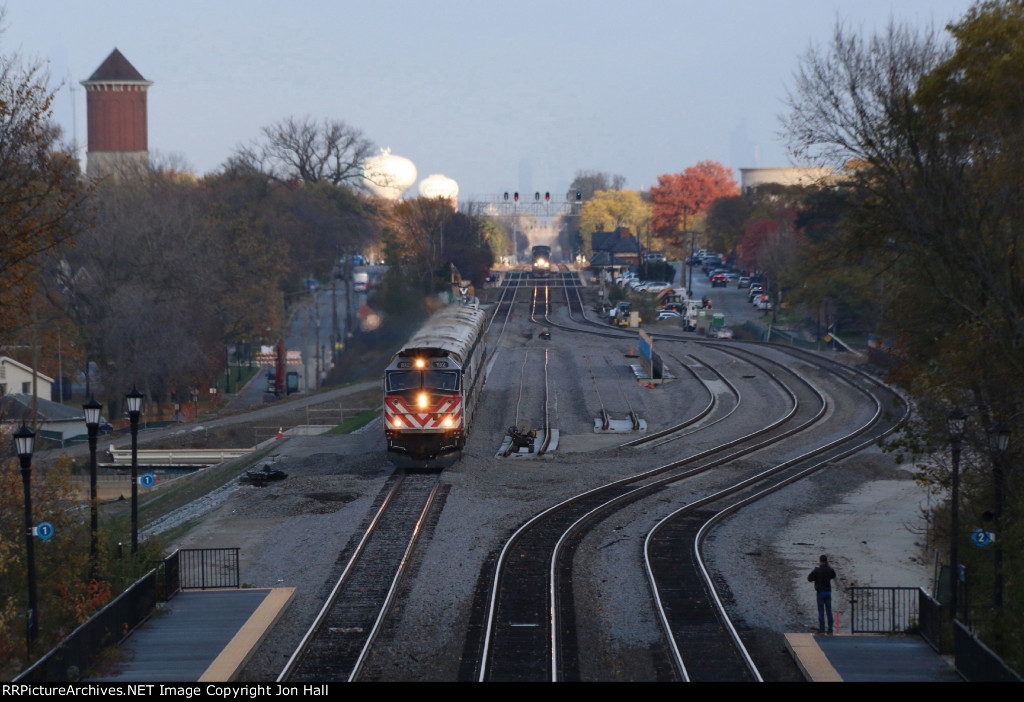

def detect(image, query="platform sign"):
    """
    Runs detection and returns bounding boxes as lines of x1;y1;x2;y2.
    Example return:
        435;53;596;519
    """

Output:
34;522;54;540
140;474;156;488
971;528;994;547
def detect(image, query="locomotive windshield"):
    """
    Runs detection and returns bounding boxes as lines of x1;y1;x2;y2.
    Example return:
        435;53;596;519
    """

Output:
386;370;460;392
424;370;459;391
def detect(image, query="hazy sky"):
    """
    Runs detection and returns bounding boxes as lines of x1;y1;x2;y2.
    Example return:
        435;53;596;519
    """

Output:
7;1;976;202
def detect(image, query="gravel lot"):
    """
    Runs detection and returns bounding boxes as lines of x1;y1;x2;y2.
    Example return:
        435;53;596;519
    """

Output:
156;292;934;682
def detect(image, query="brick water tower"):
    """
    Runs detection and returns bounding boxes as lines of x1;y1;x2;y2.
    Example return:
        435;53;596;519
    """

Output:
80;49;152;178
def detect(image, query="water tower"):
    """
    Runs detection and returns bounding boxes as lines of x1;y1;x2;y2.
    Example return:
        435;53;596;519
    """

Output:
80;49;152;179
361;147;417;199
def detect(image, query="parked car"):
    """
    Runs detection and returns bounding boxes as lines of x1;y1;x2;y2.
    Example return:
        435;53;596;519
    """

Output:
639;281;671;294
748;285;766;301
754;298;774;311
657;310;682;320
709;327;733;339
737;276;751;288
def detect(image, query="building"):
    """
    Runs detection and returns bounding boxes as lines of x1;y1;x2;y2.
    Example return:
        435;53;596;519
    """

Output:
590;228;644;270
739;167;833;194
0;356;53;399
80;49;153;179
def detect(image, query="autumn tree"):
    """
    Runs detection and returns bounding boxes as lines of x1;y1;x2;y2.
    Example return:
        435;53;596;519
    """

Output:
225;116;375;188
576;190;651;260
0;37;92;336
649;161;738;251
564;170;626;258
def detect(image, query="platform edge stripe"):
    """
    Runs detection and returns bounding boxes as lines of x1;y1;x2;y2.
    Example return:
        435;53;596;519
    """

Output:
198;588;296;682
783;633;843;682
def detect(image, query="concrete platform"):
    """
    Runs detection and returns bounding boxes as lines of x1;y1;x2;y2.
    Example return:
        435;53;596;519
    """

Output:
89;588;294;682
785;633;961;682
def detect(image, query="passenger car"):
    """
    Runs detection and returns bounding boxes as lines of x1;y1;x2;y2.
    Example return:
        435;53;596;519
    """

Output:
737;276;751;288
709;327;733;339
710;273;728;288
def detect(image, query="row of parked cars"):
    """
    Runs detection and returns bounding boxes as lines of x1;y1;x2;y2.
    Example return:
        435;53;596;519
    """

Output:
615;271;672;294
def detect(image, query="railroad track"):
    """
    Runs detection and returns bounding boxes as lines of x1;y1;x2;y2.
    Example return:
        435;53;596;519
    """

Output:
279;472;441;682
473;336;904;681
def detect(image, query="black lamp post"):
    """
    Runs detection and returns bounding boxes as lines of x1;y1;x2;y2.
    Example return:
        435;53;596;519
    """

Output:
14;423;38;655
83;397;102;576
125;387;144;554
947;408;967;619
987;424;1010;611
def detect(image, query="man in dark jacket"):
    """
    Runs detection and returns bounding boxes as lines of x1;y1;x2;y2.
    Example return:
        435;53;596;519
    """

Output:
808;555;837;633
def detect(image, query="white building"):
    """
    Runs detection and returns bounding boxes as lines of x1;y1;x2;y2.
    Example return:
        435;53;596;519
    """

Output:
739;167;833;194
0;356;53;399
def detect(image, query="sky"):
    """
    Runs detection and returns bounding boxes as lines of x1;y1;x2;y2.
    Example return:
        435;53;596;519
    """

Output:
6;0;978;204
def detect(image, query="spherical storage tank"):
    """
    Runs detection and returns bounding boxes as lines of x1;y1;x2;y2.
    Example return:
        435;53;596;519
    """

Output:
361;147;417;199
418;174;459;200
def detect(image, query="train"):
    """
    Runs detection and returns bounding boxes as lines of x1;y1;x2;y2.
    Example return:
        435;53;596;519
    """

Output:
530;244;552;277
383;302;489;469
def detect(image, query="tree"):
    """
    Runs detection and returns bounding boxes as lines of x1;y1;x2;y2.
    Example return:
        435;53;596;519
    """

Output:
577;190;651;259
0;39;92;335
225;116;375;188
649;161;738;250
783;6;1024;662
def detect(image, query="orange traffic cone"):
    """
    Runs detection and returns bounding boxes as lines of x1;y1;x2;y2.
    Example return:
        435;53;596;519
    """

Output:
277;427;283;439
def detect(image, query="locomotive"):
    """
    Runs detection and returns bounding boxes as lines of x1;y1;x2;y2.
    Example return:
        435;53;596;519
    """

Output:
383;302;488;469
530;244;552;277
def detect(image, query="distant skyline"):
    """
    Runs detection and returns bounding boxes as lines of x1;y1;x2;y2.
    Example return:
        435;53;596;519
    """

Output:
7;1;977;202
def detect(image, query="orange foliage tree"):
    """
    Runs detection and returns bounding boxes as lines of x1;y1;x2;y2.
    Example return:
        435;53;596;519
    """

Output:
650;161;738;249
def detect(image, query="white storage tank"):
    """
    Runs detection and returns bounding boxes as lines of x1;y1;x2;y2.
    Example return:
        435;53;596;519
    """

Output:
361;147;417;199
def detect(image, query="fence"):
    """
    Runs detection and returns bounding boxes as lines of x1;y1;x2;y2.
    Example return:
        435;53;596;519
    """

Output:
179;547;240;590
848;586;921;634
13;569;158;682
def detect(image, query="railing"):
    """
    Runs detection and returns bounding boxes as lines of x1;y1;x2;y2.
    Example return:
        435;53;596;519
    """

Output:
848;586;921;634
13;569;158;682
179;547;240;590
105;447;252;465
954;620;1024;682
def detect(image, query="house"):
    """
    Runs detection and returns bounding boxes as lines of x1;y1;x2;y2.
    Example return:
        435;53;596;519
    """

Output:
0;393;112;446
0;356;54;400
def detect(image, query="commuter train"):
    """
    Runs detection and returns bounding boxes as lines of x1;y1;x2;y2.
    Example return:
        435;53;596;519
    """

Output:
531;244;552;277
383;302;488;469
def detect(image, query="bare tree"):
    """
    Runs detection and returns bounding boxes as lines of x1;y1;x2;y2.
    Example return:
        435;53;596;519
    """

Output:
225;116;375;187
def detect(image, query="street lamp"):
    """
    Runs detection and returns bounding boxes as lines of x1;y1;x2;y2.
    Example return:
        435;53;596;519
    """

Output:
13;423;38;655
987;423;1010;611
947;408;967;619
83;397;102;576
125;387;144;554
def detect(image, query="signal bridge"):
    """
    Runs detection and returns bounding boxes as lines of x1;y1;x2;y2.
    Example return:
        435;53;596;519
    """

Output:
476;193;582;218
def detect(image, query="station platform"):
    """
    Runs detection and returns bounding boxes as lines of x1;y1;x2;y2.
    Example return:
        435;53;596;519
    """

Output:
785;633;961;682
89;588;294;682
87;588;960;682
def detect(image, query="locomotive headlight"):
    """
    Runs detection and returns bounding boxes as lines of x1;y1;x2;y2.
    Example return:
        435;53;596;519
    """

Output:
443;416;454;428
418;393;429;409
392;417;403;428
415;359;425;368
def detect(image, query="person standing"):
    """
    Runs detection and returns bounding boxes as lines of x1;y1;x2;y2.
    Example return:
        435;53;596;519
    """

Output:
808;555;837;633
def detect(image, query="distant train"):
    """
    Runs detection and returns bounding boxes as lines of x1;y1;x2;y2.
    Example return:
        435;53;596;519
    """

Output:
531;244;552;277
383;302;488;469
